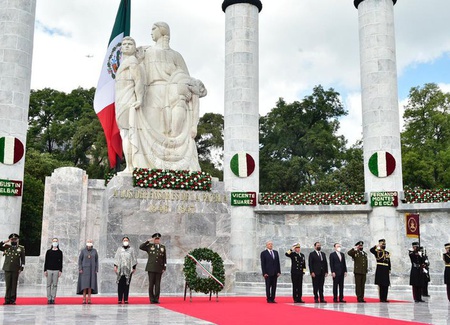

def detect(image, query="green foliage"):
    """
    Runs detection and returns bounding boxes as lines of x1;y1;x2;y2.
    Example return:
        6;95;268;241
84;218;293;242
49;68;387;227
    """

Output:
401;83;450;189
196;113;223;180
259;85;352;192
183;248;225;295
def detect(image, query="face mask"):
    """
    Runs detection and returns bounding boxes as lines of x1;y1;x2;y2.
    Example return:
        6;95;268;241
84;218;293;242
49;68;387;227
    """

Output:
86;243;93;248
11;242;17;247
52;242;58;247
358;246;363;251
316;247;321;251
381;245;386;250
336;247;341;252
123;241;129;247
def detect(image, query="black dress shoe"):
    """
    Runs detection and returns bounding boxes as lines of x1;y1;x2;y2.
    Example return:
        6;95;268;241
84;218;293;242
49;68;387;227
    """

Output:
298;300;305;303
314;299;319;303
339;300;347;303
3;302;10;305
320;300;327;303
333;299;338;303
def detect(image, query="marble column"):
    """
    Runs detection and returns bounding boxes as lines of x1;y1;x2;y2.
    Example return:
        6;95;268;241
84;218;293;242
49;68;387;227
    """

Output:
0;0;36;238
222;0;262;271
354;0;403;271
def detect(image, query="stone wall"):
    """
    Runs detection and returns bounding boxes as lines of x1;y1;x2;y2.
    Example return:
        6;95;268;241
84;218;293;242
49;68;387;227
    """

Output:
16;167;450;295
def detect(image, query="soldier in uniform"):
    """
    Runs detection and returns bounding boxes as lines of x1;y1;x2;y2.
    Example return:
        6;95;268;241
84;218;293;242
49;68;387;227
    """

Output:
443;243;450;302
370;239;391;302
420;246;430;297
285;243;306;303
0;233;25;305
409;242;426;302
140;233;167;304
347;240;368;302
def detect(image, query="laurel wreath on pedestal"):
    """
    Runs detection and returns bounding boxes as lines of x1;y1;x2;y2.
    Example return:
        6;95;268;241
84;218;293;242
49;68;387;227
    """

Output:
183;248;225;294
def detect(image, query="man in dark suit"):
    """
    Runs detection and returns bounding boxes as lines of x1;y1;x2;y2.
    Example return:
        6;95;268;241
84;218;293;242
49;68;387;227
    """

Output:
0;233;25;305
260;240;281;303
139;233;167;304
329;243;347;303
347;240;368;302
308;242;328;303
285;242;306;303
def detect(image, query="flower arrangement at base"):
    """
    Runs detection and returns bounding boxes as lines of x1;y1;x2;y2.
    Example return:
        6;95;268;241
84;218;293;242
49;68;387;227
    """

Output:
259;192;365;205
183;248;225;295
133;168;212;191
404;188;450;203
104;170;117;186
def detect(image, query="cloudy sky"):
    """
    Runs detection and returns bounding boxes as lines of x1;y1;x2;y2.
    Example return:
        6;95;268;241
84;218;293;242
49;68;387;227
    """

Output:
31;0;450;146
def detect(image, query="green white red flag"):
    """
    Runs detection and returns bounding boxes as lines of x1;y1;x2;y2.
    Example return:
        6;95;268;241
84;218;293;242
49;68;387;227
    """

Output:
230;152;255;177
0;136;24;165
93;0;130;168
368;151;396;178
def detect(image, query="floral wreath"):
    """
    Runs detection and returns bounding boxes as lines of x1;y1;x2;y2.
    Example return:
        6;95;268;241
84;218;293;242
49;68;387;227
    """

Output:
183;248;225;294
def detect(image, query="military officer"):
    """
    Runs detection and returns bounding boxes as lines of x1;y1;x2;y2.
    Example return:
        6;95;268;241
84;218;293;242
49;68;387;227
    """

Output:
420;246;430;297
139;233;167;304
285;243;306;303
409;242;426;302
370;239;391;302
443;243;450;302
0;233;25;305
347;241;368;302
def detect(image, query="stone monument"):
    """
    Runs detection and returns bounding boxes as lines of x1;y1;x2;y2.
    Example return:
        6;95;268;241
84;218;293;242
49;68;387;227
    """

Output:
354;0;404;272
0;0;36;240
115;22;207;173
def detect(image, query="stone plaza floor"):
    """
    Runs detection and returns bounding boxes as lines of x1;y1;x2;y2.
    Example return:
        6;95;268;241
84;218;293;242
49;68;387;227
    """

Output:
0;286;449;324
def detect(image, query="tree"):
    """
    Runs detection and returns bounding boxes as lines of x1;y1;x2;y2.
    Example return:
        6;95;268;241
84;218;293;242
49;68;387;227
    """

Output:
196;113;224;179
401;83;450;189
259;85;348;192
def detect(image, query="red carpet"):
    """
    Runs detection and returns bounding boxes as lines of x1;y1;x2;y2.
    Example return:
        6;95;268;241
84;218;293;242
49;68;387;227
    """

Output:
8;295;424;325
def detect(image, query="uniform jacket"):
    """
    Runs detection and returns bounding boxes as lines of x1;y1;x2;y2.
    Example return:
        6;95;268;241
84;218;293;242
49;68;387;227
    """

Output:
260;249;281;276
285;250;306;275
308;250;328;276
370;246;391;286
409;251;426;286
443;252;450;285
347;248;368;274
139;241;167;273
0;242;25;272
329;251;347;276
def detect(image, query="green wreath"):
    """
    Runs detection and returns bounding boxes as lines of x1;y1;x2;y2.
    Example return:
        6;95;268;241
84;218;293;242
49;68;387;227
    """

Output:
183;248;225;294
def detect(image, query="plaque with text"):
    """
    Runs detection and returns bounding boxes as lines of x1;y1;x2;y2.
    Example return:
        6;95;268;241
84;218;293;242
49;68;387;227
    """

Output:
231;192;257;206
0;179;22;196
370;191;398;207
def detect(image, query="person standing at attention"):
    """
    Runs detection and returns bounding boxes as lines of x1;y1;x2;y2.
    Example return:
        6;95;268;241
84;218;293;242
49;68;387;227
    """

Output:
370;239;391;302
140;233;166;304
285;242;306;303
347;241;368;302
329;243;347;303
114;236;137;304
77;239;99;304
0;234;25;305
44;238;63;304
260;240;281;303
308;242;328;303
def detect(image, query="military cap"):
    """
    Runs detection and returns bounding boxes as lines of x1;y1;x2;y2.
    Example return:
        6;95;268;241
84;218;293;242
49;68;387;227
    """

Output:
355;241;364;246
412;242;420;247
445;243;450;249
152;233;162;239
8;233;19;239
292;242;300;248
378;239;386;244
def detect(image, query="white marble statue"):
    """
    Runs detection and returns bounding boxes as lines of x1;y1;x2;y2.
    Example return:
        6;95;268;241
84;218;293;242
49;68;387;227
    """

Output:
115;36;144;173
115;22;207;172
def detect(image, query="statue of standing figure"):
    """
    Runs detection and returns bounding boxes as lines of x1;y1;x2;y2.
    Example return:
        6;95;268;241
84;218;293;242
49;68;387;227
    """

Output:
114;22;207;173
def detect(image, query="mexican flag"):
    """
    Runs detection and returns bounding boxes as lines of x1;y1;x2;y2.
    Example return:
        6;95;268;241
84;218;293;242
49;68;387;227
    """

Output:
0;136;24;165
230;152;256;178
93;0;131;168
368;151;396;178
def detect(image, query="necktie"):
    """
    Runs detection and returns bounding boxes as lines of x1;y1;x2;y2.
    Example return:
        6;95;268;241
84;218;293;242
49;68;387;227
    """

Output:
270;250;274;259
318;251;322;261
338;252;341;261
